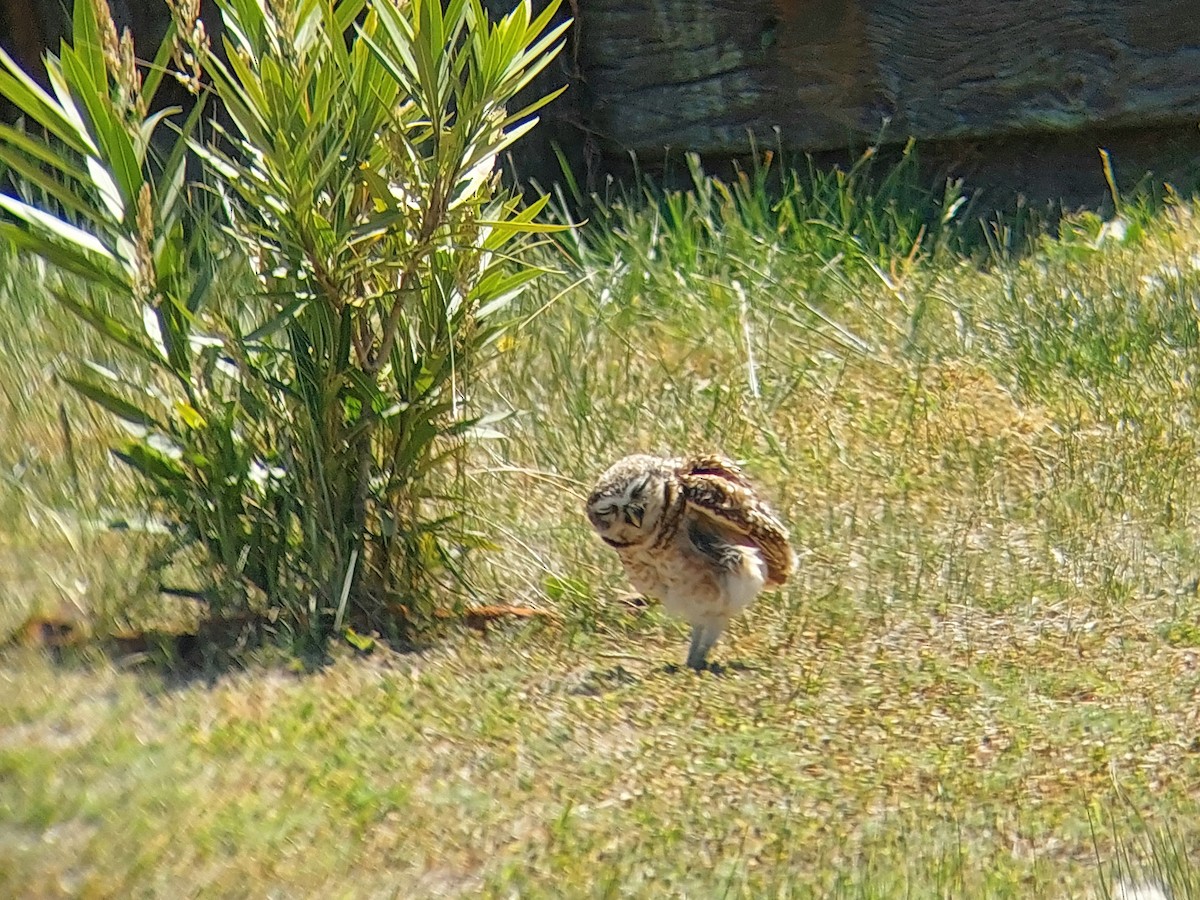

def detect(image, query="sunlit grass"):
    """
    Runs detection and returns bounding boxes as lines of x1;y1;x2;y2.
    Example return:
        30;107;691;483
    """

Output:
4;155;1200;895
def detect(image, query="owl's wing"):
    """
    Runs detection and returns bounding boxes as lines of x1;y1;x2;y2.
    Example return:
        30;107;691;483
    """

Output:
686;516;754;575
678;469;795;587
677;454;753;487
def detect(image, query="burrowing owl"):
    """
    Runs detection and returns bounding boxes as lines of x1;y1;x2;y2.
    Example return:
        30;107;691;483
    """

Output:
586;454;794;671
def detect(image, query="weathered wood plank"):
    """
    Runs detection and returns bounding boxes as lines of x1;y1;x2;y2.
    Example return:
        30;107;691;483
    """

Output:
4;0;1197;191
580;0;780;152
578;0;1200;158
866;1;1200;137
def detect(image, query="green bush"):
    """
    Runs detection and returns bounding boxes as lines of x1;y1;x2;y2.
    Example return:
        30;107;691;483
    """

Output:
0;0;568;643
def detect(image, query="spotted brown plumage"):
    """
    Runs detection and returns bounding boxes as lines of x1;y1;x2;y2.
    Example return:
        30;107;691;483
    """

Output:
585;453;795;670
676;459;794;587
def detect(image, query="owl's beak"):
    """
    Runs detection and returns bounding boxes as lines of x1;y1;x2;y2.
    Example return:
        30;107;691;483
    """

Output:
625;506;644;527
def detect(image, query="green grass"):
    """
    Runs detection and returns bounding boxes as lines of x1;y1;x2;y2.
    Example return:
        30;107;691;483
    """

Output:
4;159;1200;896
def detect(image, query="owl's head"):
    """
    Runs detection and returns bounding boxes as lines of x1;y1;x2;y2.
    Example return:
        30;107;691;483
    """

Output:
586;455;673;549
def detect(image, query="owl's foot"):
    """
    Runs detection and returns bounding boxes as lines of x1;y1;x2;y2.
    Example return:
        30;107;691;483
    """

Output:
685;623;724;671
667;660;727;675
665;661;719;675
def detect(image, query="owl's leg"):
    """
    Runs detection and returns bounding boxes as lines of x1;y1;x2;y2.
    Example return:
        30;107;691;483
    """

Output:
686;622;724;670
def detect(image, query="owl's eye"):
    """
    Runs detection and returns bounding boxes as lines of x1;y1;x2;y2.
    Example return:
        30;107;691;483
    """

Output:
594;505;616;519
630;475;652;500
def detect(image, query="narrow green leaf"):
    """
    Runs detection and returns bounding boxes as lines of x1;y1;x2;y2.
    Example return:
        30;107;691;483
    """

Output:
0;223;125;291
473;116;539;166
137;106;180;162
174;401;207;430
0;122;92;185
498;85;567;133
71;0;107;91
342;367;389;411
155;299;193;375
526;0;565;44
60;51;142;210
0;144;109;225
44;58;101;155
333;0;369;35
423;0;447;73
472;267;542;316
141;18;179;105
64;375;163;429
154;99;208;242
80;153;125;221
0;193;118;259
113;444;189;483
183;261;215;314
475;217;566;236
509;18;572;82
0;47;93;156
287;321;323;417
52;288;167;371
366;2;420;87
205;52;272;152
226;0;269;49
